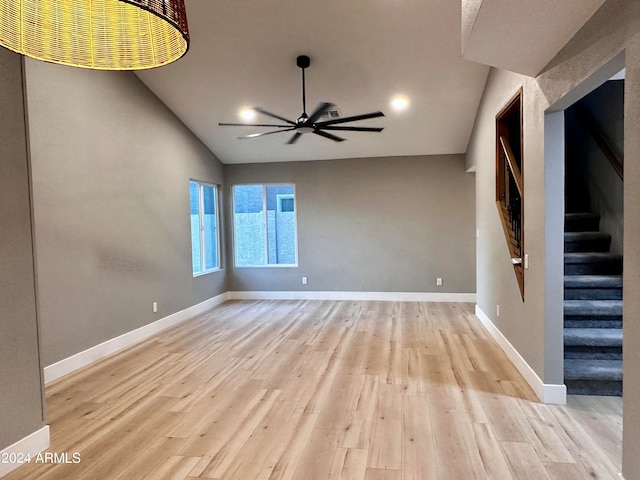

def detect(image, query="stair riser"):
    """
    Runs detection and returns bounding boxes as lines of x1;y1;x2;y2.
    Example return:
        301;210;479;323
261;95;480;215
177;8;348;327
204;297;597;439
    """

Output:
565;289;622;300
565;219;600;232
564;239;611;252
564;319;622;328
565;201;591;214
566;380;622;396
564;338;622;348
564;310;622;318
565;262;622;275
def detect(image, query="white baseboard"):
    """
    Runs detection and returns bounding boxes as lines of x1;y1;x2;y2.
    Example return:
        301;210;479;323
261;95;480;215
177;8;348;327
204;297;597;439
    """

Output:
475;305;567;405
43;293;230;384
0;426;50;477
228;291;477;303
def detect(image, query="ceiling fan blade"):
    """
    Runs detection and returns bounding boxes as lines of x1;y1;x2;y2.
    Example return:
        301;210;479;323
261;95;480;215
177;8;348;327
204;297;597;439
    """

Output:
315;111;385;126
313;130;345;142
321;126;384;132
238;128;295;139
287;132;303;144
307;102;334;124
253;107;296;125
219;122;292;128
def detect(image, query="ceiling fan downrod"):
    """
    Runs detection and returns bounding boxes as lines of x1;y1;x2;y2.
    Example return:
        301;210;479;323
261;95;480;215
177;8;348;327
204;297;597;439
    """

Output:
297;55;311;120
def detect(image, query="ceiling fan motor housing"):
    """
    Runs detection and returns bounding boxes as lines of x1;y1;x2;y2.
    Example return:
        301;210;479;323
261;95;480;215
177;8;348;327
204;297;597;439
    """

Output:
296;55;310;69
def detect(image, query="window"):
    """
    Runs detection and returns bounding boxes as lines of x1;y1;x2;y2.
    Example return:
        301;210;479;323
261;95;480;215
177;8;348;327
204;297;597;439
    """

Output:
233;184;297;267
277;194;295;213
190;180;220;275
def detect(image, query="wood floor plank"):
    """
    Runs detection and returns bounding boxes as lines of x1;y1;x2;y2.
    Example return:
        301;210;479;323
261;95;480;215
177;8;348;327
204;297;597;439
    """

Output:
327;448;368;480
429;409;477;480
402;394;437;480
291;428;342;480
341;375;379;449
546;404;622;479
368;383;402;470
562;395;623;463
501;441;553;480
463;422;514;480
215;400;301;480
196;389;282;478
543;462;603;480
383;303;402;385
2;300;622;480
254;412;318;480
365;469;401;480
142;455;201;480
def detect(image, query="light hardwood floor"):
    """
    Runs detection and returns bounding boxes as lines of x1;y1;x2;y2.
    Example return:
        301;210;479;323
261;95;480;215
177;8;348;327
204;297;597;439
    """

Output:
5;300;622;479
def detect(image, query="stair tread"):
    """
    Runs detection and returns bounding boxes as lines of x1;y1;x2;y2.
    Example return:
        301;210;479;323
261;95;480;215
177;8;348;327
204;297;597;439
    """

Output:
564;299;623;317
564;299;623;306
564;252;623;263
565;212;600;220
564;275;623;288
564;359;623;381
564;328;622;346
564;231;611;241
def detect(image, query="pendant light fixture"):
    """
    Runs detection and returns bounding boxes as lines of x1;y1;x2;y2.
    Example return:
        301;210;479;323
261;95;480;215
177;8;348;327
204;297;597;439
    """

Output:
0;0;189;70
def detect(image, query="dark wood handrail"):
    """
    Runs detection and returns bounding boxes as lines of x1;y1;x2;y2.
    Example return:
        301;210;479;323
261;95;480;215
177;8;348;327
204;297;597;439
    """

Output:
499;136;523;196
573;103;624;181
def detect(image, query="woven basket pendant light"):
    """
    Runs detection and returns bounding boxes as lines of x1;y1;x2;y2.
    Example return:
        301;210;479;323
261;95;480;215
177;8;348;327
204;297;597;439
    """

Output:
0;0;189;70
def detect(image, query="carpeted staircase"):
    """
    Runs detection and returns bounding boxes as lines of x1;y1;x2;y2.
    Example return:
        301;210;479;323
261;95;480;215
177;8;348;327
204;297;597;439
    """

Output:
564;212;623;396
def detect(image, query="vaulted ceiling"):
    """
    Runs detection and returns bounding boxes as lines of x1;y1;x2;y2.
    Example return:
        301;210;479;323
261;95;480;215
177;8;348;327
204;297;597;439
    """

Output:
136;0;607;164
136;0;490;164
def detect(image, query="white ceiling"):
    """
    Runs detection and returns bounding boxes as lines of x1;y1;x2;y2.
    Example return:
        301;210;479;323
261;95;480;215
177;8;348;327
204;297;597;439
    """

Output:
461;0;607;77
136;0;490;164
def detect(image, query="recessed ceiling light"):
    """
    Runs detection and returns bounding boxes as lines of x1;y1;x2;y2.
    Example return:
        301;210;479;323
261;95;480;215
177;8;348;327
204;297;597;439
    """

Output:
239;108;256;121
391;96;409;112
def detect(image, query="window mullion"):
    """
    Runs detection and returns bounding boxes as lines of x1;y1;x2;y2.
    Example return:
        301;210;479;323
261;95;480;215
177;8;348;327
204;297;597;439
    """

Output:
214;187;220;270
263;185;269;265
199;184;207;273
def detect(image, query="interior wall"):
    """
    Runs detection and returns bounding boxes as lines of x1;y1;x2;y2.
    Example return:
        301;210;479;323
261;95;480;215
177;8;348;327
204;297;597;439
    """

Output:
24;60;226;367
224;155;476;294
0;52;45;449
467;68;551;380
467;0;640;477
566;80;624;254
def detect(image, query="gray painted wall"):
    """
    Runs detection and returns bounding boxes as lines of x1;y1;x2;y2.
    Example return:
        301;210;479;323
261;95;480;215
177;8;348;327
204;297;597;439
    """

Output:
466;0;640;477
568;80;624;254
0;51;45;449
224;155;476;294
23;60;226;366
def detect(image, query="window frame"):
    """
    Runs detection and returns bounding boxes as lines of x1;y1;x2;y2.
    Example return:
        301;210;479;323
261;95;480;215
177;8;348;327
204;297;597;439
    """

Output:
232;183;299;268
495;88;524;299
190;179;222;276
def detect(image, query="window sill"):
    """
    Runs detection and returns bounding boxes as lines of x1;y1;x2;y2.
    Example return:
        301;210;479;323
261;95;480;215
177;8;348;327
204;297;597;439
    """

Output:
193;267;223;278
234;264;298;269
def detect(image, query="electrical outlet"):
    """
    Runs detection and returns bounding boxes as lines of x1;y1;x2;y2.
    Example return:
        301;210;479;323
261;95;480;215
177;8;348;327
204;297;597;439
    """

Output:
497;305;500;317
152;302;158;313
302;276;308;285
436;277;443;286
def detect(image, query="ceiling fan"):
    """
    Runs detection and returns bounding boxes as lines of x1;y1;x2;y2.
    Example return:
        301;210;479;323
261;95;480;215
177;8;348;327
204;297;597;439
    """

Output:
219;55;385;144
